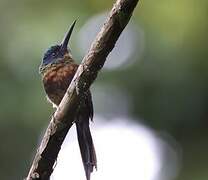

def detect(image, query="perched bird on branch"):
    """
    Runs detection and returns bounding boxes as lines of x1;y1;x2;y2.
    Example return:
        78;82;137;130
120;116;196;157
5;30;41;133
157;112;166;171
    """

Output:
39;20;97;180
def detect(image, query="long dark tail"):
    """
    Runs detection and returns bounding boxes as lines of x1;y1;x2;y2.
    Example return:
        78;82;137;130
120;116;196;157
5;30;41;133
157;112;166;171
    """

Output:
76;92;97;180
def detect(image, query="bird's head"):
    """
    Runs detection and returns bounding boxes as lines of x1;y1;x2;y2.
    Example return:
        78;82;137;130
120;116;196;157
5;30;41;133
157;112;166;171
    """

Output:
40;20;76;68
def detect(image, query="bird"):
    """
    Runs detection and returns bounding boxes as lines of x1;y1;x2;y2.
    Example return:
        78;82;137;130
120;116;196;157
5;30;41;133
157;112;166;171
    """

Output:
39;20;97;180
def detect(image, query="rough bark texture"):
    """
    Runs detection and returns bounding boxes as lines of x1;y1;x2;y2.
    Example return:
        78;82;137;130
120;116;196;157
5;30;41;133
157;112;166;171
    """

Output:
26;0;140;179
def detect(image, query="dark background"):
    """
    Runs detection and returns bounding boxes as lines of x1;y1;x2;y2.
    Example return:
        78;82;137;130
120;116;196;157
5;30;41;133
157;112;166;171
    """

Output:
0;0;207;179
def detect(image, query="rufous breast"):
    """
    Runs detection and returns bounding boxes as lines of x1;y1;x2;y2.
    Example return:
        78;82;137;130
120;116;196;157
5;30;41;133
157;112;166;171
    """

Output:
42;63;78;106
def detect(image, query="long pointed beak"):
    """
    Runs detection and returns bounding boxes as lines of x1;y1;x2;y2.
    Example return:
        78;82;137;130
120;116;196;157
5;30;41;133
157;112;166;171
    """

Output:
61;20;77;51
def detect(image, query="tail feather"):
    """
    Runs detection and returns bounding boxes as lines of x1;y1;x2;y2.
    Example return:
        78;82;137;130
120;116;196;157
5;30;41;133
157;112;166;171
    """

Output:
76;91;96;180
76;119;97;180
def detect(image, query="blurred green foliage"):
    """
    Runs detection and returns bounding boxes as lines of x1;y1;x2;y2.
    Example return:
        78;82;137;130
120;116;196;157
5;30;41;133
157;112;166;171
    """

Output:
0;0;207;179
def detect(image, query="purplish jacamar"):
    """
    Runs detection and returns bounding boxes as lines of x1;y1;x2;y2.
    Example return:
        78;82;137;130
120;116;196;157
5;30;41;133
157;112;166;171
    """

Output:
39;20;97;180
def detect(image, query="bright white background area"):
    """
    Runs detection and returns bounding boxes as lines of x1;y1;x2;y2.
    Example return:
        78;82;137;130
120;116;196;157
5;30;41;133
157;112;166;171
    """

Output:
51;116;180;180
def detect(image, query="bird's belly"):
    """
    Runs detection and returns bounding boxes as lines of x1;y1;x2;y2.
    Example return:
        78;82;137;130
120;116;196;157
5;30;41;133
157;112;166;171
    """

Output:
42;63;78;106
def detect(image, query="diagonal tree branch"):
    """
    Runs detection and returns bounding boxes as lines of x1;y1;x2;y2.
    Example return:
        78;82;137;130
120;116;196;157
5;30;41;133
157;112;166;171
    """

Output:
26;0;140;179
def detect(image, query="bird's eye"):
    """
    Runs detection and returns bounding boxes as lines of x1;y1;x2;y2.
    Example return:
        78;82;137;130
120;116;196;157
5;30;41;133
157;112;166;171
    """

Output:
52;52;56;56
